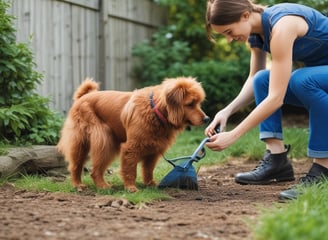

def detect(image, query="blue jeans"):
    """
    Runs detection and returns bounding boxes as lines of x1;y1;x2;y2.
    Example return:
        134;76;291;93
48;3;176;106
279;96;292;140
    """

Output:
253;66;328;158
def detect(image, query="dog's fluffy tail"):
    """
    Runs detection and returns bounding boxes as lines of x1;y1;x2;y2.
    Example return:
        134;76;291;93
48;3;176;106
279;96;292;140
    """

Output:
73;78;99;100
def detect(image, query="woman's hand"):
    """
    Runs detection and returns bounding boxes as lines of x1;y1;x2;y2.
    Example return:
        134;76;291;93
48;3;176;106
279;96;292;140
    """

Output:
205;110;229;137
205;130;237;151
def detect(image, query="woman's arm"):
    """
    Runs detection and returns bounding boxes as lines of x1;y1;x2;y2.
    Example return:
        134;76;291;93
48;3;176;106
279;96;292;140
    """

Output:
205;47;266;135
232;16;307;136
226;47;267;115
207;15;307;150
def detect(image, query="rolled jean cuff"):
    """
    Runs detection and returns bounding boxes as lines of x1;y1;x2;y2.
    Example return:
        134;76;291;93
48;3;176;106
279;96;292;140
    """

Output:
308;148;328;158
260;131;283;141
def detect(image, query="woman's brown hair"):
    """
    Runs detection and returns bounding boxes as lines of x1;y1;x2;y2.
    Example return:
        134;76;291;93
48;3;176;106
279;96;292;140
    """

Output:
206;0;264;42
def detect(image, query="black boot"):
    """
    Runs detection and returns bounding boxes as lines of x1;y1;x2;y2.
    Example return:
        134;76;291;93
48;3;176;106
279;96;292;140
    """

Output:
279;163;328;200
235;145;295;185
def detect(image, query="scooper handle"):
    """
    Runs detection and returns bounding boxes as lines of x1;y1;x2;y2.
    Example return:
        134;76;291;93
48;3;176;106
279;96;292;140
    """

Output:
190;137;210;162
190;125;220;162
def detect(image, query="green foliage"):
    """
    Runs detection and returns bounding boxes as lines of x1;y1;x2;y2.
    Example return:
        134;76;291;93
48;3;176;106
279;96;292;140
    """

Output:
0;0;62;145
135;0;328;118
185;59;249;117
133;0;251;117
260;0;328;15
0;96;62;144
132;27;192;87
0;142;8;155
132;40;249;117
132;36;249;117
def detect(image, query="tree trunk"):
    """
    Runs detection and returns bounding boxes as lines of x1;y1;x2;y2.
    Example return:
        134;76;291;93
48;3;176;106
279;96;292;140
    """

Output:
0;145;67;178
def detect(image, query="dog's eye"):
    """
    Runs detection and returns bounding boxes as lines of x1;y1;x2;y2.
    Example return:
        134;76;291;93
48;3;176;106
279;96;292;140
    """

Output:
186;101;195;108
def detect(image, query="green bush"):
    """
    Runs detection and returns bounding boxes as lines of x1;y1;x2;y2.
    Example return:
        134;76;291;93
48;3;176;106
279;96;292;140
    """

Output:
132;0;251;118
0;0;62;145
261;0;328;15
132;28;250;118
134;0;325;118
132;27;192;87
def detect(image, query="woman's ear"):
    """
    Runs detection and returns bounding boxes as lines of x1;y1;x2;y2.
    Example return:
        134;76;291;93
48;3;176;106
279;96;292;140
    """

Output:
241;11;250;21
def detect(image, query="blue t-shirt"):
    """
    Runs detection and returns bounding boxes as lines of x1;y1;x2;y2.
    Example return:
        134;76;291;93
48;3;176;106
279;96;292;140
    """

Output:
248;3;328;66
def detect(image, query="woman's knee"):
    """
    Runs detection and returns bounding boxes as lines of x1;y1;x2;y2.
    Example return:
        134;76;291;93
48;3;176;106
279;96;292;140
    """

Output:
289;68;312;94
253;69;270;91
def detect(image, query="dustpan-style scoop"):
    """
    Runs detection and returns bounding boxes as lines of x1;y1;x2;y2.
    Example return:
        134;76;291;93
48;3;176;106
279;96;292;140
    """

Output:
158;162;199;190
158;137;209;190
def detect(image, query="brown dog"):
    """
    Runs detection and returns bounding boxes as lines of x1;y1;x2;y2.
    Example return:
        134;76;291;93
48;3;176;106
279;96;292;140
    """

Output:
57;77;209;192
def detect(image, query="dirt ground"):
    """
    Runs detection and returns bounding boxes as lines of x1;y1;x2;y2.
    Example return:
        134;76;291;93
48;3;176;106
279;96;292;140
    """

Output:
0;113;310;240
0;158;311;240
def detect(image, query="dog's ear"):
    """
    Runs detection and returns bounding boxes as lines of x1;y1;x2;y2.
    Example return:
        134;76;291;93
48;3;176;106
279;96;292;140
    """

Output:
165;82;185;126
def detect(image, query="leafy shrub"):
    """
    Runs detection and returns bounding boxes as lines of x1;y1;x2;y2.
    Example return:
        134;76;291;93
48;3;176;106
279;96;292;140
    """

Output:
183;60;249;118
132;27;192;87
0;0;62;145
132;0;251;118
262;0;328;15
134;0;322;119
132;27;250;118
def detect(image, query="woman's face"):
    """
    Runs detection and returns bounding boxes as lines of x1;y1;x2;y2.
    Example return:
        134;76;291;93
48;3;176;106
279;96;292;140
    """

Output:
211;12;251;43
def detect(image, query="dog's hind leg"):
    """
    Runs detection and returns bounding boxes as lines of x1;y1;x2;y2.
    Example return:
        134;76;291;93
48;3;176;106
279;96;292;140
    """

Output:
89;126;118;189
57;116;90;189
141;154;159;187
68;141;90;189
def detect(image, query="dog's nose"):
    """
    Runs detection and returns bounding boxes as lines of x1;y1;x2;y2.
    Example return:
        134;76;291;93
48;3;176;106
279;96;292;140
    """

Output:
203;116;210;124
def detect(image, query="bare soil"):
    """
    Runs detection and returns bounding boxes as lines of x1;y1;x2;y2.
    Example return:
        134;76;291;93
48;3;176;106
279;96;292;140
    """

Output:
0;159;311;240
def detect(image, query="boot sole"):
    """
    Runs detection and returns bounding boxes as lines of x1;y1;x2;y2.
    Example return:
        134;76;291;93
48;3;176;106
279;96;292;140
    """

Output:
278;189;298;201
235;169;295;185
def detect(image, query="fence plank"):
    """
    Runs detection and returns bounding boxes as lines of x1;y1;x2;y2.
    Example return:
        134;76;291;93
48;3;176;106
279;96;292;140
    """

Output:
58;0;99;10
106;0;166;27
103;0;166;91
8;0;166;114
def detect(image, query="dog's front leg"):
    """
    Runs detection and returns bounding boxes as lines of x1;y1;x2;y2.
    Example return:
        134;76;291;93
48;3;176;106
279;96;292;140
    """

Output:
120;143;139;192
120;160;138;192
142;155;159;187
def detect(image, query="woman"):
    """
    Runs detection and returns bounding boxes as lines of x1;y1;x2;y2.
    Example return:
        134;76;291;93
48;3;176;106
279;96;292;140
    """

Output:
205;0;328;200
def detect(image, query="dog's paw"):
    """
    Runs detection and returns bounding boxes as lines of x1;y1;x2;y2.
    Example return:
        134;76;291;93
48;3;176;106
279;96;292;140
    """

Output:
125;186;139;193
145;180;157;187
95;182;112;189
75;184;88;192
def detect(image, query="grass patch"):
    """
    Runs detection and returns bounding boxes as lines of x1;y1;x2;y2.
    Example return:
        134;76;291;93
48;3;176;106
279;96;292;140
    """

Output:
0;143;9;155
5;173;171;204
252;180;328;240
1;125;308;204
10;174;74;193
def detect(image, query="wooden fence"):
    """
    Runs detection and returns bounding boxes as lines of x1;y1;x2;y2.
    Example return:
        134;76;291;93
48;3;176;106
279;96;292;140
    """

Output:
9;0;167;114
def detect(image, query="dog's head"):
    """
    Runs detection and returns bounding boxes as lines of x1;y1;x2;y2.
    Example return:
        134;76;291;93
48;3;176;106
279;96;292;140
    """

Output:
160;77;209;128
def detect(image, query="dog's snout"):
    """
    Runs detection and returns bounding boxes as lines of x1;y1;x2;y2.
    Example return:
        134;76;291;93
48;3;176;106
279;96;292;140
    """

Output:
203;116;210;124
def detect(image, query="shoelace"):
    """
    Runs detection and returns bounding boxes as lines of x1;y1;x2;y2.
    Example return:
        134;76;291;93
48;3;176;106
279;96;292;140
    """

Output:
253;157;270;171
299;174;320;184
